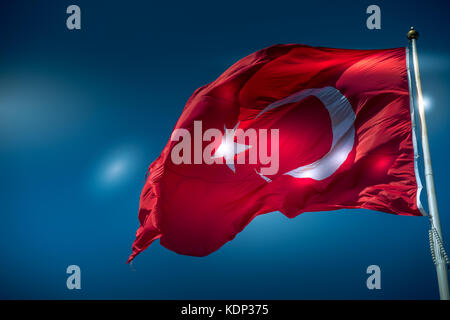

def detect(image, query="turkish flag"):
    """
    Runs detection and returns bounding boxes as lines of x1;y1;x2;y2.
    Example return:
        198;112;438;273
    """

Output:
128;44;423;262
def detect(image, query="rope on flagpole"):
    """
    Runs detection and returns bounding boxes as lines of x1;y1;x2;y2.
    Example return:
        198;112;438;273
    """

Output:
429;226;450;268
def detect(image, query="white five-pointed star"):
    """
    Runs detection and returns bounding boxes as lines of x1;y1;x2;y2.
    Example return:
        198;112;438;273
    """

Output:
212;122;251;173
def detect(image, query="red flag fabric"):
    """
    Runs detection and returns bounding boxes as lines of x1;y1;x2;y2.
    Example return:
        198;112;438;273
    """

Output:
128;44;424;262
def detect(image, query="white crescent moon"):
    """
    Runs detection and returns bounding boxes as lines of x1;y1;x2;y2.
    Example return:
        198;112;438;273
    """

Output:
255;86;355;181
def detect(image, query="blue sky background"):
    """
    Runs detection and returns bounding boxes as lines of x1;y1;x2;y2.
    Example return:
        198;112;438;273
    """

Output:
1;0;449;299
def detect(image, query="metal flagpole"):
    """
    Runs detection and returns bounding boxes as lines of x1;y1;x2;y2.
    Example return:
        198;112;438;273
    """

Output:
407;27;450;300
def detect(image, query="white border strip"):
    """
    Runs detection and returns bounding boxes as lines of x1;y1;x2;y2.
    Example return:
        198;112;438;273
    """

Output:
406;47;427;216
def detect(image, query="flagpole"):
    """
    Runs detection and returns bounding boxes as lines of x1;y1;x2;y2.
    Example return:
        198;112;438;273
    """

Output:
407;27;450;300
